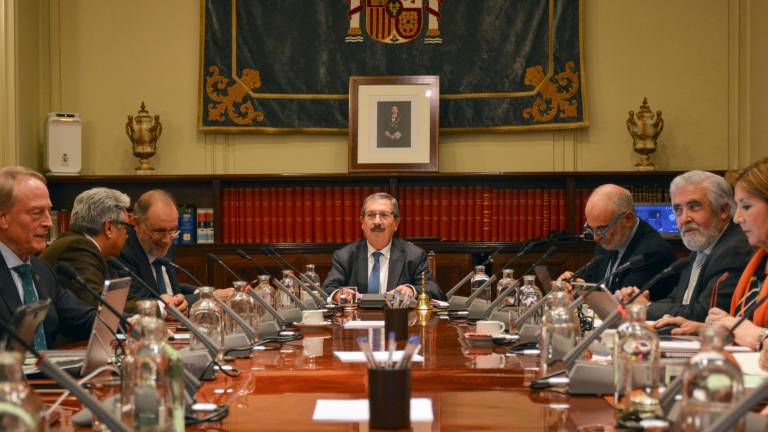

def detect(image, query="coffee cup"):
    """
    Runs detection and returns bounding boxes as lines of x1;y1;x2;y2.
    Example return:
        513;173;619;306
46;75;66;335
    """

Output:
476;320;505;335
302;309;324;324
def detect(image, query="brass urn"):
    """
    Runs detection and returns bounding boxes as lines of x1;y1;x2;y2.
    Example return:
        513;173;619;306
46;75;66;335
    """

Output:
126;102;162;174
627;97;663;171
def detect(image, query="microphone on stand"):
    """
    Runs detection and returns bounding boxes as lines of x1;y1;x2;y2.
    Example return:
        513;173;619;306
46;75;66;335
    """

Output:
565;254;606;283
259;247;329;302
0;319;131;432
567;255;641;310
205;253;301;326
444;246;505;299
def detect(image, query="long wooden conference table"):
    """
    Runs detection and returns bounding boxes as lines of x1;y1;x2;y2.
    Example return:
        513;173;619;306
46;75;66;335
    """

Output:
180;308;616;431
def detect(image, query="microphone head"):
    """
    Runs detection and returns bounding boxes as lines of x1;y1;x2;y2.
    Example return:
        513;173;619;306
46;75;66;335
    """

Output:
588;254;606;266
206;253;222;264
235;249;250;259
261;247;274;256
55;262;79;281
154;256;175;269
669;256;691;273
107;257;128;272
542;245;557;260
626;254;646;269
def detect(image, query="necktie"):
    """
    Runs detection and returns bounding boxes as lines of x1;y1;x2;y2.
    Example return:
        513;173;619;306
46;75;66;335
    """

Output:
682;252;708;305
152;260;169;295
604;251;619;290
368;252;383;294
12;264;47;351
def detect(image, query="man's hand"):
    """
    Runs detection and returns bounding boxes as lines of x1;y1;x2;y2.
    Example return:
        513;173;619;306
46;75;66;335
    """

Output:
555;271;580;294
171;293;189;314
390;284;416;297
332;287;358;304
654;316;704;335
616;286;649;305
707;307;761;349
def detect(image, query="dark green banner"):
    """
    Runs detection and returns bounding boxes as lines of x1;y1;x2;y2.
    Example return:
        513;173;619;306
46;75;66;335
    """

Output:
200;0;587;133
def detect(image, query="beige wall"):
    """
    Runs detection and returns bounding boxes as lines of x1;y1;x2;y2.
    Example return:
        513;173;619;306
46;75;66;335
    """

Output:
4;0;766;174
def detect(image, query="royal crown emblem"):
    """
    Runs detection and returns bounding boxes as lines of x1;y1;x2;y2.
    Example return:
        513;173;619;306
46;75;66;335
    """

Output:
346;0;445;44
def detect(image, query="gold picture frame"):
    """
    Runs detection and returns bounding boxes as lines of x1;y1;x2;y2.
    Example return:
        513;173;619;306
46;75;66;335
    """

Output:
348;76;439;172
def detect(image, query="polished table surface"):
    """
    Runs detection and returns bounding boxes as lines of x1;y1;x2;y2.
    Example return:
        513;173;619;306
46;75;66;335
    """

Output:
181;309;616;431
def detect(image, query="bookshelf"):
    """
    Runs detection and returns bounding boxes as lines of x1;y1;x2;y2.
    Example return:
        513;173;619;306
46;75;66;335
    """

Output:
45;172;692;293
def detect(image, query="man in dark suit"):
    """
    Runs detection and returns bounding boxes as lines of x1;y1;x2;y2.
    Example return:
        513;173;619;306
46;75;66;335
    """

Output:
0;166;96;348
41;187;131;307
322;192;444;301
119;190;192;313
618;171;752;325
560;184;677;301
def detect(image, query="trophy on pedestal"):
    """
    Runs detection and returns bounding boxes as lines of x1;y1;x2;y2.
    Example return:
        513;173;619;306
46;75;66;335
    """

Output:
126;102;162;174
627;97;663;171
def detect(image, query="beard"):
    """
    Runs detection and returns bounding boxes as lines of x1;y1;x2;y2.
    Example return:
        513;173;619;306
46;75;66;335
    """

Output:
680;221;721;251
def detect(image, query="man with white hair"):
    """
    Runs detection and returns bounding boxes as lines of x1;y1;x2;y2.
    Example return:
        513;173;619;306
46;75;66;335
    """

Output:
618;170;752;324
41;187;131;307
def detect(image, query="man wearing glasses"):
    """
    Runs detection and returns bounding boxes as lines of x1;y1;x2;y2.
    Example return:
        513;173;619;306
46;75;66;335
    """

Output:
119;190;192;313
559;184;677;301
42;187;132;308
322;192;444;301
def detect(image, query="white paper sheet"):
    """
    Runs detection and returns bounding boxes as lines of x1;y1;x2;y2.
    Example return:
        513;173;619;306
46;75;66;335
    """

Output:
343;320;385;329
733;352;768;376
660;340;752;353
333;350;424;364
312;398;434;422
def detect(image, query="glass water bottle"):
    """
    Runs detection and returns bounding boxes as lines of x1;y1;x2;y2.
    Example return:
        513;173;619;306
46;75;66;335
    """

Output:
614;304;662;421
539;291;580;374
189;286;224;352
304;264;322;296
0;351;44;431
278;270;297;309
518;275;544;325
470;265;491;302
679;326;744;431
228;280;257;337
121;317;185;432
496;269;517;307
253;275;276;318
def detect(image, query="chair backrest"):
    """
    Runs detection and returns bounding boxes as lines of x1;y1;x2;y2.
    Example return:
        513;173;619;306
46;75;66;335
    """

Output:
427;250;437;279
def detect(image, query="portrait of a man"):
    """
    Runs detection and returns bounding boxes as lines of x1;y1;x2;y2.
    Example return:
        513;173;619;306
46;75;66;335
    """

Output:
377;101;411;148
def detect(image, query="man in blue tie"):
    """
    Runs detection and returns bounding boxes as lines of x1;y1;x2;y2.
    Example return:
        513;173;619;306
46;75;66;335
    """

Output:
322;192;444;301
0;166;96;348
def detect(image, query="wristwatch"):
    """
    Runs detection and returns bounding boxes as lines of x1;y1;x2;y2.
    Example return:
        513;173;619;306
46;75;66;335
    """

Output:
757;328;768;351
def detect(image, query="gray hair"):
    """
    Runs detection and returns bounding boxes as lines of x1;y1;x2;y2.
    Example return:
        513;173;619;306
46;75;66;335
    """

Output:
670;170;735;217
360;192;400;218
133;189;176;222
0;166;46;210
70;188;131;235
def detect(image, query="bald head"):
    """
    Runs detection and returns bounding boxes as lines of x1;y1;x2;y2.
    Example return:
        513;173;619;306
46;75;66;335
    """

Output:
584;184;637;251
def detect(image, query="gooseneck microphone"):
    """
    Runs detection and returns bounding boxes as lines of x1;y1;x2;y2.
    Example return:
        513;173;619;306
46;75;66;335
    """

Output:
444;246;505;299
565;254;606;283
0;319;130;432
106;258;221;357
56;262;132;333
567;255;642;310
205;253;243;282
155;256;204;286
246;248;325;308
259;247;329;302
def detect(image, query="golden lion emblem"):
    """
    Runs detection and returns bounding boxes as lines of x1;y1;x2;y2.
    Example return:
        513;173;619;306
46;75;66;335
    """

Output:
205;66;265;125
522;61;580;122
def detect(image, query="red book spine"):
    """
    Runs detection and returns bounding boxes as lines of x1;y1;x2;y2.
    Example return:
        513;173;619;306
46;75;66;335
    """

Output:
439;186;449;241
458;187;467;241
285;188;295;243
253;188;263;243
314;188;325;243
431;186;440;237
575;189;584;235
294;187;303;244
482;186;493;241
422;187;432;237
542;189;551;237
465;187;474;241
474;187;483;241
262;188;272;243
353;187;363;239
276;188;285;243
232;189;241;243
399;187;409;239
449;187;458;241
504;189;512;241
325;188;335;243
558;189;567;232
222;189;231;244
303;188;313;243
520;189;529;240
334;188;343;243
270;188;278;243
491;189;499;242
245;188;254;243
512;189;520;241
413;187;423;238
343;187;354;243
550;188;558;235
534;189;543;238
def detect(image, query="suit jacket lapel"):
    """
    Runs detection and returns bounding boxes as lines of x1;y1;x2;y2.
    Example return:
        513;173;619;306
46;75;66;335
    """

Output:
355;241;369;293
387;240;404;291
0;257;21;318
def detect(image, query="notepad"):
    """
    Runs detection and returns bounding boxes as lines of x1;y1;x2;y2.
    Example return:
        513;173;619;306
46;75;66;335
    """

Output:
312;398;433;422
333;351;424;364
343;320;385;329
660;340;753;353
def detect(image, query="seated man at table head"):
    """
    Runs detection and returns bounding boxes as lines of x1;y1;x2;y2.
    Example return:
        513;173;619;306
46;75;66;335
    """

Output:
41;187;131;308
0;166;96;348
322;192;444;301
618;171;752;324
559;184;677;300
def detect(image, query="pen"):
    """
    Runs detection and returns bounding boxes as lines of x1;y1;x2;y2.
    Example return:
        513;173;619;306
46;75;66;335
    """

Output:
356;336;377;368
386;331;396;369
397;335;421;369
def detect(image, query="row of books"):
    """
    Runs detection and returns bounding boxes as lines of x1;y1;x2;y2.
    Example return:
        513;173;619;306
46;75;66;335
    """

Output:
623;185;671;204
220;186;595;244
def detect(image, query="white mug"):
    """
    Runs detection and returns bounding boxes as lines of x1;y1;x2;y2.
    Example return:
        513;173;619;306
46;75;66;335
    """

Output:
302;309;324;324
476;320;505;335
475;353;506;368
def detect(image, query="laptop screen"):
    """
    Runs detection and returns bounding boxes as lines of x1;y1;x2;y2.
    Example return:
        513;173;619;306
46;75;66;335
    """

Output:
635;203;679;238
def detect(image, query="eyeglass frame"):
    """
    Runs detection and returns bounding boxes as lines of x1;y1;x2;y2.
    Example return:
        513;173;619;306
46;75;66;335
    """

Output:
583;211;628;240
140;219;181;239
363;211;395;221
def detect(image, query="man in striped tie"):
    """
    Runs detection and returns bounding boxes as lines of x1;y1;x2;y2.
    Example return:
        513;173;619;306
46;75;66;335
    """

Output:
0;166;96;348
323;192;444;301
618;171;752;328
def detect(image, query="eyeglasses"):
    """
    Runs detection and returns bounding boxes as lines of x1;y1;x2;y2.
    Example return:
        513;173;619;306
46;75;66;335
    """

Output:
141;220;180;239
583;211;627;239
364;211;394;221
113;220;132;230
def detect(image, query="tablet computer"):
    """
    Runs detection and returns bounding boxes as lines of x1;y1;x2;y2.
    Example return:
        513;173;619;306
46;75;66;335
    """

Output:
80;277;131;375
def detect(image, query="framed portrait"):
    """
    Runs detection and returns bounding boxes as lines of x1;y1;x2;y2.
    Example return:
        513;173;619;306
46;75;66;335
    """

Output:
348;76;439;172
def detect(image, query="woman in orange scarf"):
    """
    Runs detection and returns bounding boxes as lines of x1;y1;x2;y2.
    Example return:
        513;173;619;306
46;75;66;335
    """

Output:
706;157;768;348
